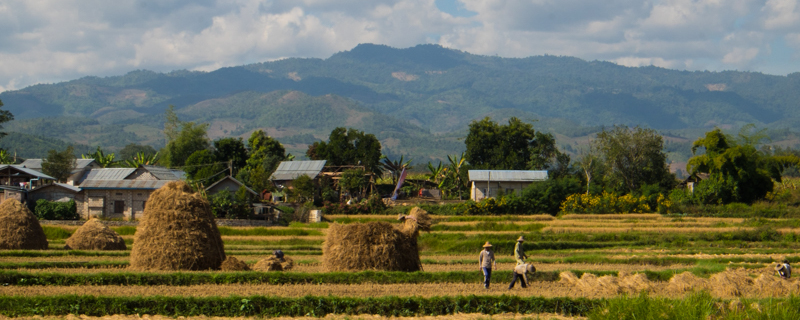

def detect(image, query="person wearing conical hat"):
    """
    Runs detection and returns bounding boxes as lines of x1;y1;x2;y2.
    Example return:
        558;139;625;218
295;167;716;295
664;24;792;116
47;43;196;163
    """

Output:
776;259;791;279
508;263;536;290
479;241;497;289
514;236;528;265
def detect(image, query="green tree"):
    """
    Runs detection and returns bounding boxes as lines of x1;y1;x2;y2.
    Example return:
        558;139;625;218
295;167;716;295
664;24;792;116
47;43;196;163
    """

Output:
594;125;674;193
307;127;382;175
687;128;778;204
444;153;469;200
464;117;563;170
0;99;14;140
340;168;367;200
42;145;77;183
0;150;14;164
185;149;225;182
162;122;210;168
237;130;286;191
292;174;316;203
213;137;248;171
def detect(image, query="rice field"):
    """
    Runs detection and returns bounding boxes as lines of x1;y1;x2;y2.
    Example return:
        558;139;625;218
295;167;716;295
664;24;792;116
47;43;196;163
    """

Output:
3;212;800;319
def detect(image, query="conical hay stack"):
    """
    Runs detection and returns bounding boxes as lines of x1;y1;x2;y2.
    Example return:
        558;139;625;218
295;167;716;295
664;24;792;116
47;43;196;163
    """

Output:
0;199;48;250
64;219;126;250
253;256;294;271
323;221;422;272
221;257;250;271
709;268;753;297
129;181;225;271
666;271;708;294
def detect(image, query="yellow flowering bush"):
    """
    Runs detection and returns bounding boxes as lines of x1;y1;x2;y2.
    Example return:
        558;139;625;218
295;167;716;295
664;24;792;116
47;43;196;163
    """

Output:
560;192;657;214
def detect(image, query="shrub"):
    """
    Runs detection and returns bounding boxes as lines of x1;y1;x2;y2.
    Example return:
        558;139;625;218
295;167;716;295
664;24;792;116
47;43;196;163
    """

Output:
560;192;655;214
33;199;79;220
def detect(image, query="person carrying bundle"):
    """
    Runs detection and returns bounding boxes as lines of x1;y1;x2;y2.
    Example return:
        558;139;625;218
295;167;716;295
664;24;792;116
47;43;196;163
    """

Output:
508;262;536;290
776;259;791;279
514;236;528;265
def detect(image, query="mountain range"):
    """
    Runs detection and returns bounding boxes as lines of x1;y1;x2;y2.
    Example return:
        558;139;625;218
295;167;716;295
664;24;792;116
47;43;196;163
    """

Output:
1;43;799;163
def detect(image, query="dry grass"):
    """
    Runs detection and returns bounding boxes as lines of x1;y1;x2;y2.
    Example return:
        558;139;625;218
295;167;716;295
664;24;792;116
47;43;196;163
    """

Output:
65;219;126;251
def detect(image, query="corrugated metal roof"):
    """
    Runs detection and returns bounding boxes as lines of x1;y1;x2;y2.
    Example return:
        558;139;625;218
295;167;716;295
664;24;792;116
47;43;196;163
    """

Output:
206;176;258;196
142;165;180;180
468;170;548;182
0;165;57;180
20;159;96;172
270;160;326;180
29;183;82;193
79;180;170;189
82;168;136;181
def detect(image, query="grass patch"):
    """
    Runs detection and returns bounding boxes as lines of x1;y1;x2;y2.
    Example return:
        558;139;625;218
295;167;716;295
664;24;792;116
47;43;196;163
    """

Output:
431;222;545;232
0;295;599;317
217;227;323;236
41;226;72;240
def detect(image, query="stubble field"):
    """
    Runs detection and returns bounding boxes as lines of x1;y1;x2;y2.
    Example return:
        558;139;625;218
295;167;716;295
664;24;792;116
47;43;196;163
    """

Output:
2;213;800;319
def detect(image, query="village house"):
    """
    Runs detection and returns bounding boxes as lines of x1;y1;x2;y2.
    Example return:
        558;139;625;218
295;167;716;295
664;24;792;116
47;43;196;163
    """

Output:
19;159;99;186
468;170;548;201
75;165;183;220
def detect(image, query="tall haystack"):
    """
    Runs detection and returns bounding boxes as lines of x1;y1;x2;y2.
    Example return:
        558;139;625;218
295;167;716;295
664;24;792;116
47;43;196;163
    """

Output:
129;181;225;271
0;199;48;250
64;219;126;250
322;206;431;272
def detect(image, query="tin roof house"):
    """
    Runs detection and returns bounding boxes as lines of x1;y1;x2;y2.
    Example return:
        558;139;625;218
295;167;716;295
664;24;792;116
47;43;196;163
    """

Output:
468;170;548;201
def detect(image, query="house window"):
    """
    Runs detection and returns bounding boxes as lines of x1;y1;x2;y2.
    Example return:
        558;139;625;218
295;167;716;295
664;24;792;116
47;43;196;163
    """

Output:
116;193;123;196
114;201;125;214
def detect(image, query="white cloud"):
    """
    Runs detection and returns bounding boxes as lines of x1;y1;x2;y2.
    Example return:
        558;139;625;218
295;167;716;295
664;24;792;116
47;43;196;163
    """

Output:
0;0;799;93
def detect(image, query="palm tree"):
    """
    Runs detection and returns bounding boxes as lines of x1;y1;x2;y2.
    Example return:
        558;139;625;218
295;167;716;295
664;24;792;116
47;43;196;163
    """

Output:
381;155;412;185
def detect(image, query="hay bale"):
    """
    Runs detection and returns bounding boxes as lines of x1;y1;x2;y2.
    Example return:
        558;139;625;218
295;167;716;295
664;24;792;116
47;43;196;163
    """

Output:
666;271;708;294
64;219;126;250
618;272;653;294
559;271;580;286
0;199;48;250
710;268;753;297
322;207;430;272
129;181;225;271
253;256;294;271
221;257;250;271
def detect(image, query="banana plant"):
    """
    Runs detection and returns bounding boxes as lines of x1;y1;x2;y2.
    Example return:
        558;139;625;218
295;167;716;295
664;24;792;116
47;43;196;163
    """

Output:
82;147;116;168
123;151;159;168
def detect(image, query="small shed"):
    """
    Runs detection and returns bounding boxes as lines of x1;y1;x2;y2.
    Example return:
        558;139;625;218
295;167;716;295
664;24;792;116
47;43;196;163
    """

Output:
270;160;327;188
28;183;81;203
205;176;258;198
468;170;548;201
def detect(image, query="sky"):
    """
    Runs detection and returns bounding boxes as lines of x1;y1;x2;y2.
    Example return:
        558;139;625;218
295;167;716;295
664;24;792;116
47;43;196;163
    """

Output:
1;0;800;93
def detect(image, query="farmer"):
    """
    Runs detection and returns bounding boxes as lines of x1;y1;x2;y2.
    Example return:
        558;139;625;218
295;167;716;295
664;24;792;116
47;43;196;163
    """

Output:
776;259;791;279
274;249;285;262
514;236;528;265
508;263;536;290
479;242;497;289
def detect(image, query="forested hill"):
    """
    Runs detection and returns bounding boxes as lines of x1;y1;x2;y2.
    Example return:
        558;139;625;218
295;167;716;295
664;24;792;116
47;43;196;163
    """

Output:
2;43;800;160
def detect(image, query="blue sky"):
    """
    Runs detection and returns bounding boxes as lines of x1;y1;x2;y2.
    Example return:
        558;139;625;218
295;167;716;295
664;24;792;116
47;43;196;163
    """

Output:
1;0;799;92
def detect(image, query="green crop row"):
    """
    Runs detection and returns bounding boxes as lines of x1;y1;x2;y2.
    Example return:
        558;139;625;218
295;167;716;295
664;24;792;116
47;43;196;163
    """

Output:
0;295;599;317
590;292;800;320
0;269;618;286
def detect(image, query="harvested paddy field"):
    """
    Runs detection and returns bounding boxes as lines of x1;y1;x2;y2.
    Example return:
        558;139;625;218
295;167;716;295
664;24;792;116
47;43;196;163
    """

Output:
5;213;800;319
